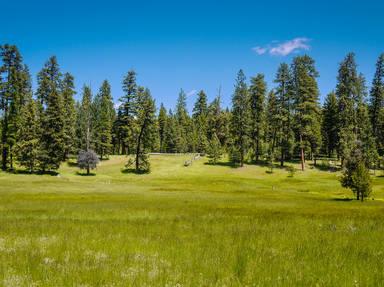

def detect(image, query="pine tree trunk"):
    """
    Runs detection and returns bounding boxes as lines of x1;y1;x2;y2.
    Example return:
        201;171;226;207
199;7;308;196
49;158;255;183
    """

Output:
1;101;8;171
10;151;13;170
135;124;146;172
280;148;284;167
2;147;7;171
300;134;305;171
87;165;90;175
256;138;259;162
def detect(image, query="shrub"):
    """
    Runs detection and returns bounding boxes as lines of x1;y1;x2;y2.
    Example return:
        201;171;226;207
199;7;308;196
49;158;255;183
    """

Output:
286;165;296;177
77;150;99;175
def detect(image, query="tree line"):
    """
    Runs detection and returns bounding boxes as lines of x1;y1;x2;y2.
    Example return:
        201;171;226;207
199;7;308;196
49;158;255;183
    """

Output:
1;44;384;182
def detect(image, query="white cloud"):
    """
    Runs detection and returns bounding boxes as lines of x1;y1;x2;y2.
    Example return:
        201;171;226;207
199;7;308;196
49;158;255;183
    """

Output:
186;89;197;97
252;46;267;55
252;37;311;56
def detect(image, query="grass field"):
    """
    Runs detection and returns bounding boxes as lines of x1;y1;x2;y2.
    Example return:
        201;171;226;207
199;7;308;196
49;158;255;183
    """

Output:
1;155;384;286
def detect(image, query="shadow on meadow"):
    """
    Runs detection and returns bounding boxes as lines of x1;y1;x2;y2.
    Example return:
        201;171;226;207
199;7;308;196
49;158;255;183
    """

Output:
75;171;96;176
204;161;238;168
121;168;149;175
331;197;354;202
12;169;59;176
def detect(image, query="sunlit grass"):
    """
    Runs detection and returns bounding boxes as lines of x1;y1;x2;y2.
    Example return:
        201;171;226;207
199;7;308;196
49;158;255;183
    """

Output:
0;155;384;286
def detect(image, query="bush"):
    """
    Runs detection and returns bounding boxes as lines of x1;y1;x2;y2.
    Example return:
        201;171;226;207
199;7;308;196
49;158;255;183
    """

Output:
286;165;296;177
266;154;274;174
125;153;150;173
207;134;222;164
77;150;99;175
340;144;372;201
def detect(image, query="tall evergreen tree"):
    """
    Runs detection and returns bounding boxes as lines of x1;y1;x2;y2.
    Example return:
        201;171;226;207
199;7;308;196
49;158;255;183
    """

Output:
369;54;384;154
158;103;167;152
61;72;76;160
93;80;114;159
36;56;65;171
164;110;178;153
291;55;322;169
321;92;338;157
0;44;29;170
230;70;250;166
119;70;137;154
249;74;266;162
77;85;93;151
175;89;189;152
266;90;280;157
133;87;156;172
193;90;208;154
274;63;294;166
14;95;39;172
336;53;360;164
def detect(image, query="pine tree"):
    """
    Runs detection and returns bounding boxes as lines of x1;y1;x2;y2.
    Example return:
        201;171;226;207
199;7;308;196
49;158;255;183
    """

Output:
14;91;39;172
369;54;384;154
230;70;250;166
193;90;208;154
36;56;65;171
266;90;280;157
321;92;338;157
249;74;266;162
356;102;378;168
0;44;29;170
112;108;123;154
336;53;360;164
61;72;76;160
77;85;93;151
158;103;167;153
133;87;156;172
291;55;322;169
340;142;372;201
164;110;178;153
119;70;137;154
274;63;294;166
175;89;189;152
94;80;114;159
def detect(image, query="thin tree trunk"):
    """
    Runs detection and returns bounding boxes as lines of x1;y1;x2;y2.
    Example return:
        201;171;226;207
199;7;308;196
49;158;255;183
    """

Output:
2;103;8;171
2;147;7;171
135;124;146;171
300;134;305;171
10;151;13;170
280;147;284;167
256;138;259;162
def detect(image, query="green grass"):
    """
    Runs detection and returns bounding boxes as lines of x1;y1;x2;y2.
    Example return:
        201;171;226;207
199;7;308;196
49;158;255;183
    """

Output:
1;155;384;286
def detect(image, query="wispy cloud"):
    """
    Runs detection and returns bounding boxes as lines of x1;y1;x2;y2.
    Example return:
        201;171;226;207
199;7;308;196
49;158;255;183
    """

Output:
186;89;197;97
252;37;311;56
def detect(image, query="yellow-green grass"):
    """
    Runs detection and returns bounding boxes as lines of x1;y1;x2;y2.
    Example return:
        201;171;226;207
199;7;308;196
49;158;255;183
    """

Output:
0;155;384;286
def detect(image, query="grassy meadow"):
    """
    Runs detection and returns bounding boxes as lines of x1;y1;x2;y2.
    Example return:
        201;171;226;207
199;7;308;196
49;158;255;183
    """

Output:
1;154;384;286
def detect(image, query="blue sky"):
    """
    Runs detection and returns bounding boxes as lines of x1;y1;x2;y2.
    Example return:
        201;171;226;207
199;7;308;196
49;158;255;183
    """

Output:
1;0;383;111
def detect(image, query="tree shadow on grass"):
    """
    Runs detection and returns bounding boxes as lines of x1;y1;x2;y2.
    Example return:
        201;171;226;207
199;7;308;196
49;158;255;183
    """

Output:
311;163;340;172
76;171;96;176
12;169;59;176
331;198;354;202
204;161;238;169
121;168;149;175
